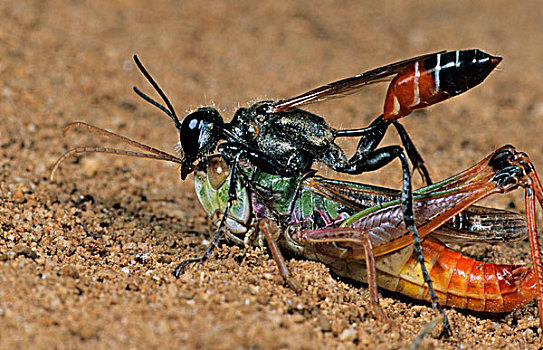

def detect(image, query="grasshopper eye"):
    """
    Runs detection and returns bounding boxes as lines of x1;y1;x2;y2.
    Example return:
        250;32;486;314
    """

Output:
207;157;230;190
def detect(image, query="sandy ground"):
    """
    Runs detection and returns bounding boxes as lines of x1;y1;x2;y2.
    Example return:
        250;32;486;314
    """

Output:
2;1;543;349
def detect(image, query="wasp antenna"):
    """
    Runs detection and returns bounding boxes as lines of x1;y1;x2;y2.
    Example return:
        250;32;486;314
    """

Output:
132;54;182;131
133;86;177;122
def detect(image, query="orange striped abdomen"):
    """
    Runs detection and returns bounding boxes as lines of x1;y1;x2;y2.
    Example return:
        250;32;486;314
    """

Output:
388;237;536;312
382;49;502;122
382;62;448;121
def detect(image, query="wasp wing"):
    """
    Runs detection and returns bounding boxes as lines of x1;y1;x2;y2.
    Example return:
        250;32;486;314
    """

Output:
270;51;444;113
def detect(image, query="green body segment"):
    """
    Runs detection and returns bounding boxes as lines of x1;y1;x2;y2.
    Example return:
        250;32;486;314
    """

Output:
194;166;251;235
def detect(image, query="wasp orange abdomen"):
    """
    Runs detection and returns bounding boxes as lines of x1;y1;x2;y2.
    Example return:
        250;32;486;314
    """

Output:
383;49;502;121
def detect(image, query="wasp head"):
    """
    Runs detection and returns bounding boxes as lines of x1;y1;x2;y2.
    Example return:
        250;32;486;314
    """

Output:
180;107;224;179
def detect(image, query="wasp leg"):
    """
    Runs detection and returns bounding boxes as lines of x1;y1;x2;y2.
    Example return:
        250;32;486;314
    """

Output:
325;144;450;334
336;114;431;185
172;229;223;277
393;120;432;185
173;153;245;277
218;142;306;177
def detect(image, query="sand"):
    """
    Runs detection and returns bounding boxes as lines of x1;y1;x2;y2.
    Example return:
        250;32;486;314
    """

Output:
2;1;543;348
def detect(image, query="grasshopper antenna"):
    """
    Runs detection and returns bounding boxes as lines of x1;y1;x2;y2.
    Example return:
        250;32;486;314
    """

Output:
132;54;182;132
50;122;183;181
